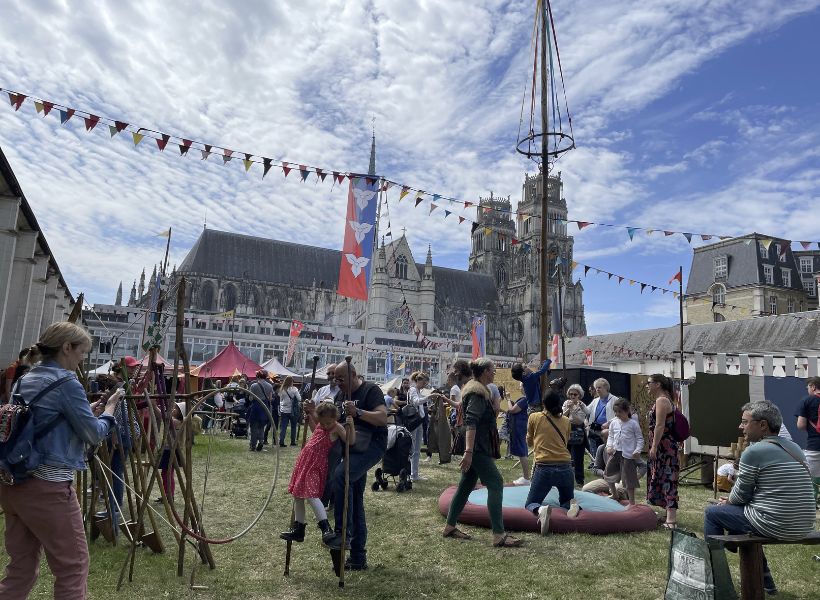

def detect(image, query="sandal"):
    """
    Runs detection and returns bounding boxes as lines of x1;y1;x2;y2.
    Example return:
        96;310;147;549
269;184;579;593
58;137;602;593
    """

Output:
492;533;523;548
662;522;677;530
442;527;472;540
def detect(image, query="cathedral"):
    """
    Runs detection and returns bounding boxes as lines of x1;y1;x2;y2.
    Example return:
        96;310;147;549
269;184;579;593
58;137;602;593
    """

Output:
93;140;585;378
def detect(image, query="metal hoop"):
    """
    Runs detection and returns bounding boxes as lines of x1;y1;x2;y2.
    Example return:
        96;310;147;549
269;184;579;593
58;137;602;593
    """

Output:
515;131;575;158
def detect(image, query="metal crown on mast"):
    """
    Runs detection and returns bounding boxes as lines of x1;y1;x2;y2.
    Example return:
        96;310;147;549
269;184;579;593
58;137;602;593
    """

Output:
515;0;575;367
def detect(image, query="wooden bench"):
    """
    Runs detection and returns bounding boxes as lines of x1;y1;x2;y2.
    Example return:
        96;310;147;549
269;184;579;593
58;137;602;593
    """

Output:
708;532;820;600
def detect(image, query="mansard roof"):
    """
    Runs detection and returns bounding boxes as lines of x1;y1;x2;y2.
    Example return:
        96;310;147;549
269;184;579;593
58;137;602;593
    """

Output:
178;228;499;310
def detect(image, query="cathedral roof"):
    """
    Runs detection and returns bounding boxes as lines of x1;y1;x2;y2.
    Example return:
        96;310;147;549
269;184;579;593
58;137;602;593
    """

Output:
178;228;499;310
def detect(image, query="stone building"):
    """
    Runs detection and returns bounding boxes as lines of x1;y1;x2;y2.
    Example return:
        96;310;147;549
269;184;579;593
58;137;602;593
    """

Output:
793;248;820;310
685;233;810;324
87;143;586;380
0;145;74;366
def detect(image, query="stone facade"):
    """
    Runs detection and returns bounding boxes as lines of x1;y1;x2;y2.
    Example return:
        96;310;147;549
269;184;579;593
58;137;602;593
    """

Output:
0;146;74;366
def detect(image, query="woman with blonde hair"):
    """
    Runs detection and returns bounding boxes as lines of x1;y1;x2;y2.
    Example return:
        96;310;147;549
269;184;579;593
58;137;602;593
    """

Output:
0;322;124;599
278;375;302;447
407;370;429;482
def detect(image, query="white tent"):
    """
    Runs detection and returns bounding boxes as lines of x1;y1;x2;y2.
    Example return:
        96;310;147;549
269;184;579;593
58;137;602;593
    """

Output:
379;375;402;394
259;356;301;379
88;360;115;376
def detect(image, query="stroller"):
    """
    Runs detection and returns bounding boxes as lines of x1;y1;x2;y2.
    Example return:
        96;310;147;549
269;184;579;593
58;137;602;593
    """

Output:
371;425;413;493
230;402;249;439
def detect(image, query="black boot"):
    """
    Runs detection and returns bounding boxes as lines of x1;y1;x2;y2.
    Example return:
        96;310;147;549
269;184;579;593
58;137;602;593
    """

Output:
317;519;331;537
280;521;306;542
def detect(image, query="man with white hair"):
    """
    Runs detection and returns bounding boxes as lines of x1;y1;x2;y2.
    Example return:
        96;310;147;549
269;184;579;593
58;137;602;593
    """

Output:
586;378;617;458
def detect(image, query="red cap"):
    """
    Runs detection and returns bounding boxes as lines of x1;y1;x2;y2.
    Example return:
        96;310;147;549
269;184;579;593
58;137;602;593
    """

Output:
123;356;140;368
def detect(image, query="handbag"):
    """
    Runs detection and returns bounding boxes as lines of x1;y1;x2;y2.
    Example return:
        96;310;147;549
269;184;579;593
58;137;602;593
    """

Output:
451;426;466;455
665;529;737;600
568;425;585;446
488;422;502;460
401;403;423;432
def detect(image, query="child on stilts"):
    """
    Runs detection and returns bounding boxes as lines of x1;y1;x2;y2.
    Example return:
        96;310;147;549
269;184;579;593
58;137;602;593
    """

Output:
281;401;355;542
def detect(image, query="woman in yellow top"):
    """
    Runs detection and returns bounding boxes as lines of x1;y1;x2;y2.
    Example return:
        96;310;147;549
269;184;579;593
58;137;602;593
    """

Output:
525;389;580;535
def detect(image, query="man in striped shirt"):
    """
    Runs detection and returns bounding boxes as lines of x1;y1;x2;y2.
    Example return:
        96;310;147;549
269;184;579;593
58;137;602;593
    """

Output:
704;401;816;596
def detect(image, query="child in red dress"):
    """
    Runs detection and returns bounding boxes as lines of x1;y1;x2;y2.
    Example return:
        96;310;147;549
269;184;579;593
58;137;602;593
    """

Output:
280;401;354;542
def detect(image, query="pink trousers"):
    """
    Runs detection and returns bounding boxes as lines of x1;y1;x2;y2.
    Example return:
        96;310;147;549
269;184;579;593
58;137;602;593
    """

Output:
0;477;89;600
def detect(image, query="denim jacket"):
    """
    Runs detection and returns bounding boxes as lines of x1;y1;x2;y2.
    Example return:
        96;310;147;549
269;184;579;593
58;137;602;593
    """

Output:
15;361;115;471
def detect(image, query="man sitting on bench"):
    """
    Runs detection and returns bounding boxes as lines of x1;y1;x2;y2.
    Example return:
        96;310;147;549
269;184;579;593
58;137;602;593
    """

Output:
704;400;816;596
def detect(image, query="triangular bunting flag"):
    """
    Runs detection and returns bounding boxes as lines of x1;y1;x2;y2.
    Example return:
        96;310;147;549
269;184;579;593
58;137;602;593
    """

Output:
282;162;292;177
201;144;212;160
577;221;591;230
59;109;75;124
132;131;145;146
761;238;773;250
243;153;253;172
511;238;518;245
484;227;492;236
607;273;613;280
583;265;590;275
34;101;43;114
668;270;682;285
444;210;451;218
415;197;423;207
42;101;54;116
800;241;811;250
640;283;646;293
646;229;655;236
664;231;674;236
673;292;679;299
179;139;193;155
432;194;440;204
316;168;326;181
83;114;99;131
464;201;473;209
627;227;638;240
108;125;118;137
683;232;693;243
8;93;26;110
115;121;128;133
333;171;344;184
429;203;438;215
222;149;233;164
701;234;712;241
571;261;578;271
629;279;635;285
458;216;465;224
399;186;410;201
299;165;310;181
156;133;170;151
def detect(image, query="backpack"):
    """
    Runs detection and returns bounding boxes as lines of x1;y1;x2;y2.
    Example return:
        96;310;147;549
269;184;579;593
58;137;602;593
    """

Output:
0;375;74;485
670;407;690;442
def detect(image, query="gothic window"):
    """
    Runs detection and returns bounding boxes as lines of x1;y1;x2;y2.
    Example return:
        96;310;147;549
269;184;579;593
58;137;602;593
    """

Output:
508;319;523;343
395;255;408;279
199;281;215;311
223;284;237;311
495;266;507;288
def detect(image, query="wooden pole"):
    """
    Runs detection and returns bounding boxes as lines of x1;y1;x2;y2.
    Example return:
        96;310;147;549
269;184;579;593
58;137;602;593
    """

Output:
679;265;684;382
284;355;320;576
538;0;550;388
338;356;353;588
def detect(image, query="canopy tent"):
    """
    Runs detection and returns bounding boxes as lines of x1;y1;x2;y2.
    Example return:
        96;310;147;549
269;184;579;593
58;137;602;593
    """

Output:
259;356;301;379
380;375;403;394
89;360;115;376
190;342;263;380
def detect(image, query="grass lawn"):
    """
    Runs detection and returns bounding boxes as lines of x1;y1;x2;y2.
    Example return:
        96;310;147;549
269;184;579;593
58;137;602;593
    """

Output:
2;432;817;599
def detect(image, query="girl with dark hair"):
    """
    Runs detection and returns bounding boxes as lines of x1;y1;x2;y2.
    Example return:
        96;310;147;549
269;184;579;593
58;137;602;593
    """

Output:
442;358;522;547
524;389;580;535
646;374;679;528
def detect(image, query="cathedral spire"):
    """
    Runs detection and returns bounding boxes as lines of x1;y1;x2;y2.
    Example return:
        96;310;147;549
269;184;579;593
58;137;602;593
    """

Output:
367;125;376;177
115;282;122;306
128;281;137;306
138;269;145;298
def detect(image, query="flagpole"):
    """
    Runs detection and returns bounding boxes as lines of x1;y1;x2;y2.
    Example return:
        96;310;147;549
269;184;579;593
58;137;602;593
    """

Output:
360;179;383;375
538;0;551;381
162;227;172;277
558;267;566;378
678;265;684;383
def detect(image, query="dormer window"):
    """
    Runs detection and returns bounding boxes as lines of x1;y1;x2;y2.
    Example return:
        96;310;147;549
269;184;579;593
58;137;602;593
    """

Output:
713;256;727;280
758;243;768;259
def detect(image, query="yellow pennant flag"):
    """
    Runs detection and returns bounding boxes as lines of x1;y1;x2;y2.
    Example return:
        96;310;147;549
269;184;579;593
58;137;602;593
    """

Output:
760;238;773;250
34;101;44;114
132;132;145;146
484;227;492;236
243;159;253;172
646;229;655;236
629;279;635;285
216;309;235;319
570;260;578;271
155;228;171;239
399;186;410;201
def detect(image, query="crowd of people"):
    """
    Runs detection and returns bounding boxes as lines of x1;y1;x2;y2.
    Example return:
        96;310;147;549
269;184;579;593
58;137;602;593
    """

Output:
1;324;816;596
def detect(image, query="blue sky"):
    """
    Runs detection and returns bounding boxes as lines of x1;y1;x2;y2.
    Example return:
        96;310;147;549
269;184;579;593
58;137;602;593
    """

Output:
0;0;818;336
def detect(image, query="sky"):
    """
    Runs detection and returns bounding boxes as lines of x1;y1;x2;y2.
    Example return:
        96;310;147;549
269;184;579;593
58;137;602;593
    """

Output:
1;0;819;336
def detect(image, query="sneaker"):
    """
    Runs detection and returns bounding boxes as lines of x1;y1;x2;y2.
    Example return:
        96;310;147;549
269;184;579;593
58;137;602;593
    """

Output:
537;506;552;536
512;477;531;485
566;501;580;519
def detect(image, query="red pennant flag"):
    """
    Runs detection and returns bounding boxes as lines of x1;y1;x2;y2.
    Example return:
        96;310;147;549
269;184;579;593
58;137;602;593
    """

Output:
664;231;674;236
511;238;519;246
577;221;591;230
222;149;233;164
458;216;465;224
464;201;473;209
8;93;26;110
282;162;292;177
179;139;193;155
668;270;682;284
83;114;99;131
262;158;273;178
316;168;326;181
42;101;54;116
700;235;712;241
156;134;170;151
333;171;344;184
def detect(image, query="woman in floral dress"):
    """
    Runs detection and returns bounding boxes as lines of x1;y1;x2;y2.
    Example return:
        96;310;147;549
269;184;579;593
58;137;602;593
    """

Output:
646;374;679;528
